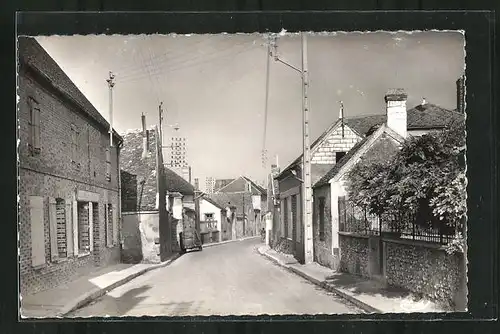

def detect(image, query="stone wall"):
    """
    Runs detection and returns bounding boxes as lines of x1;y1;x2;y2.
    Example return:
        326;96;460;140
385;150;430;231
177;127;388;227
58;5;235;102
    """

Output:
121;170;137;212
339;234;370;277
385;240;467;310
313;184;338;270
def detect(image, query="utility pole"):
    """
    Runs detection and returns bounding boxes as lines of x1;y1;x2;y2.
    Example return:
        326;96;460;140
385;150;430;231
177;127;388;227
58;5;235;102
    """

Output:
159;102;164;147
301;32;314;264
106;72;115;147
340;100;345;138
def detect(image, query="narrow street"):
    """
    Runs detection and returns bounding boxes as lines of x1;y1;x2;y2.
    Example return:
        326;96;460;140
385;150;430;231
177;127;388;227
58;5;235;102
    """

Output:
69;238;361;316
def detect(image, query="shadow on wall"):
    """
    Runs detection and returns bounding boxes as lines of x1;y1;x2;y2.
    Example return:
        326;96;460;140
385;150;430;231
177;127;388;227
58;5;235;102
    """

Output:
121;214;144;264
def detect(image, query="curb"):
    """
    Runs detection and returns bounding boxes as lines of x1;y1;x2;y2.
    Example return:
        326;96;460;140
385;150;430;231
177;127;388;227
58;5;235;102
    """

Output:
59;253;182;317
202;236;260;249
256;247;381;314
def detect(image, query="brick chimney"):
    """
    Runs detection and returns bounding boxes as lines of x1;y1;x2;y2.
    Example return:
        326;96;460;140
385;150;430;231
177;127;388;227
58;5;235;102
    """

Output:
456;75;465;113
271;164;280;177
194;178;199;191
141;113;148;159
384;88;408;138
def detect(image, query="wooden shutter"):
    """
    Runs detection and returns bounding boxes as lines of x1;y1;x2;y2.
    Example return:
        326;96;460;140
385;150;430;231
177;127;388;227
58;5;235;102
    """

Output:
105;149;111;181
65;200;74;257
106;204;112;247
48;197;58;261
29;196;45;267
88;202;94;252
72;201;79;255
56;200;67;258
33;107;41;150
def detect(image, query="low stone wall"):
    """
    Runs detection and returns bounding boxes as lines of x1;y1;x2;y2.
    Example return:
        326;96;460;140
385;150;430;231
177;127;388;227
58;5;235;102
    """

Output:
272;237;294;255
338;233;467;310
385;240;466;310
339;234;370;277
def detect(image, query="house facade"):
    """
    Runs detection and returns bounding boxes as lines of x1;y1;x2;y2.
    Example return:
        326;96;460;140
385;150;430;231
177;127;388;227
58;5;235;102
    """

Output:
198;196;227;243
311;88;466;309
18;37;123;296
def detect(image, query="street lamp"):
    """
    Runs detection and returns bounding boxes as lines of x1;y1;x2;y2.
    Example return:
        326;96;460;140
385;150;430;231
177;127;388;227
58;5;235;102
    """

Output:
268;32;313;264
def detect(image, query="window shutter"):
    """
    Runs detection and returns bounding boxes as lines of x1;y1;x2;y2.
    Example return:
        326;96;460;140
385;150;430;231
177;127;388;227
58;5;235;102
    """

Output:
33;107;41;150
65;200;74;257
338;196;346;232
48;197;58;261
29;196;45;267
88;202;94;252
72;201;79;255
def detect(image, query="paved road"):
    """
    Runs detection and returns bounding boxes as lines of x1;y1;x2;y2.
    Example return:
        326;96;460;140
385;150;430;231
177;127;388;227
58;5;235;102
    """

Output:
69;238;361;316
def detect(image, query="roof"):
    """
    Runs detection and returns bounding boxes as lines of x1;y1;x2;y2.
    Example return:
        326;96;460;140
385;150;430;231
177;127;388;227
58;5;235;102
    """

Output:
164;167;195;195
207;192;254;215
18;37;122;143
278;102;463;178
214;179;235;192
216;176;267;195
201;195;226;210
314;125;403;188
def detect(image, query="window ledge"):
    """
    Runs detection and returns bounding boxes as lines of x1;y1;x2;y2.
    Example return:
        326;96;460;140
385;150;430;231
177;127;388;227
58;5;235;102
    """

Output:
77;252;91;258
32;263;46;270
52;257;68;264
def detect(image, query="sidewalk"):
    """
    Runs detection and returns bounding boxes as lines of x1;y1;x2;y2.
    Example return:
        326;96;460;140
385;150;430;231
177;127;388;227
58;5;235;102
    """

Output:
21;253;180;318
202;235;260;248
257;245;446;314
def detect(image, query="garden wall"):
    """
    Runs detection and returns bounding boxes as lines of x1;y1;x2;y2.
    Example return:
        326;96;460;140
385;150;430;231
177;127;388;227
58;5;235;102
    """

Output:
338;233;467;310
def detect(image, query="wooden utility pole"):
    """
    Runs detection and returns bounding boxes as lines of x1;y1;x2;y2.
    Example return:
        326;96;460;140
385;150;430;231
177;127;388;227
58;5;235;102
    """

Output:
106;72;115;147
301;32;314;264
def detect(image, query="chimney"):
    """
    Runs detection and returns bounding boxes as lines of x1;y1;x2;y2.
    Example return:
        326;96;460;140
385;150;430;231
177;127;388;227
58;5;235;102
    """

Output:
456;75;465;113
141;114;148;159
194;178;199;191
421;97;427;105
384;88;408;138
271;164;280;177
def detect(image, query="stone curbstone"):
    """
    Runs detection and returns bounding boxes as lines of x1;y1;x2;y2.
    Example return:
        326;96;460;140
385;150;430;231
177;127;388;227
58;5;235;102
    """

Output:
257;247;381;314
58;253;182;317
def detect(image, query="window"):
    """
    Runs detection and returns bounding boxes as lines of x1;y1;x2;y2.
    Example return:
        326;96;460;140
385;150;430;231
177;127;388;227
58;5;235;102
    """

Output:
105;148;111;181
338;196;347;232
204;213;214;221
71;124;80;168
106;204;114;247
55;198;67;258
77;202;91;253
319;197;326;241
28;97;41;155
336;151;346;163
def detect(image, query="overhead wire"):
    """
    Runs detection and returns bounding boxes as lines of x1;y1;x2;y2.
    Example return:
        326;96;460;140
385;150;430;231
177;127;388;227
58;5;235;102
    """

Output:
116;39;258;84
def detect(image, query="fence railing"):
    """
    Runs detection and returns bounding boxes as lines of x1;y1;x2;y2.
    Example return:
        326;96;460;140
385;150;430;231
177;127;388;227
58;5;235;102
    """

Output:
338;197;456;245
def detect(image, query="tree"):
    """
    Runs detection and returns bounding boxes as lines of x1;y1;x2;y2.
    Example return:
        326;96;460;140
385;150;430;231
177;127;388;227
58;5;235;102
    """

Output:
345;121;466;232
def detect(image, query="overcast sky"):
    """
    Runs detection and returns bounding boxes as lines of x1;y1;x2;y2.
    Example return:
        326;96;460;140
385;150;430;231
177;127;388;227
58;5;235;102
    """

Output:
35;31;465;191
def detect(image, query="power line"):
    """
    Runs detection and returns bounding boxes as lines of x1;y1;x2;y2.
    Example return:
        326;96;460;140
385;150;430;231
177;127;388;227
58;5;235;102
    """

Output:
116;40;258;83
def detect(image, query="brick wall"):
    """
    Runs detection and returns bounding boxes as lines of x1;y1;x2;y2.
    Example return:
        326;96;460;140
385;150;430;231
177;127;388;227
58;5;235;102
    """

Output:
18;70;120;296
313;184;338;270
311;125;361;164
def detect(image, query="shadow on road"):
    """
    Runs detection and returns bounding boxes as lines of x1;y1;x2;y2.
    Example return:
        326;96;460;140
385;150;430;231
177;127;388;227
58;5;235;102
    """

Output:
70;285;152;317
324;273;412;299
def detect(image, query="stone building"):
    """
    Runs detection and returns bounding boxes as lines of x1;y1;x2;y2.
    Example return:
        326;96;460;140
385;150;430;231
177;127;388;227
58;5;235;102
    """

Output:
18;37;123;296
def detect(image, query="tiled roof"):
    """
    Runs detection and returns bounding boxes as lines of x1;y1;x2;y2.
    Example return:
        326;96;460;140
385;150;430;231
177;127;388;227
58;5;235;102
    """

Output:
18;37;122;143
278;102;463;178
214;179;235;192
164;167;195;195
216;176;267;195
207;192;253;215
201;195;226;210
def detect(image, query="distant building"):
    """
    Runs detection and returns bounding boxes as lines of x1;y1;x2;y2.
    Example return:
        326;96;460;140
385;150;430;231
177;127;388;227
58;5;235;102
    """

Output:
214;178;235;192
168;136;188;167
205;176;216;194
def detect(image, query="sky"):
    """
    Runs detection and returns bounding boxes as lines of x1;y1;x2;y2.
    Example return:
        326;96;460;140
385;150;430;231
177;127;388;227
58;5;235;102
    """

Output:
35;31;465;192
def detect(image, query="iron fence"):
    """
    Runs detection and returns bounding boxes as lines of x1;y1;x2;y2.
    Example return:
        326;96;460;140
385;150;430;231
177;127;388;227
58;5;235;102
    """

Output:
339;197;456;245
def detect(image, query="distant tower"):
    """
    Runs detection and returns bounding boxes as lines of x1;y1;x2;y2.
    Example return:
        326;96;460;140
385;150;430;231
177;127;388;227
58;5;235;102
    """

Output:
205;177;216;194
168;136;190;182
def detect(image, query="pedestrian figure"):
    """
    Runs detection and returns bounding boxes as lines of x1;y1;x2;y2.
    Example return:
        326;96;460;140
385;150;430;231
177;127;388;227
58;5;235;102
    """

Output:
260;227;265;242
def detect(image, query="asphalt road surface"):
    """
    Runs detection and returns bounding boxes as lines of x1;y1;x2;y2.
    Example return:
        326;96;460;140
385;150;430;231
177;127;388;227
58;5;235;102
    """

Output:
69;238;361;317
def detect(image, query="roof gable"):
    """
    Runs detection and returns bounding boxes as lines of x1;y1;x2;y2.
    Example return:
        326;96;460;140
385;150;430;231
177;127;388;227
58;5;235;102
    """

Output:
216;176;266;194
164;167;195;195
201;196;225;210
314;124;403;188
18;37;122;142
